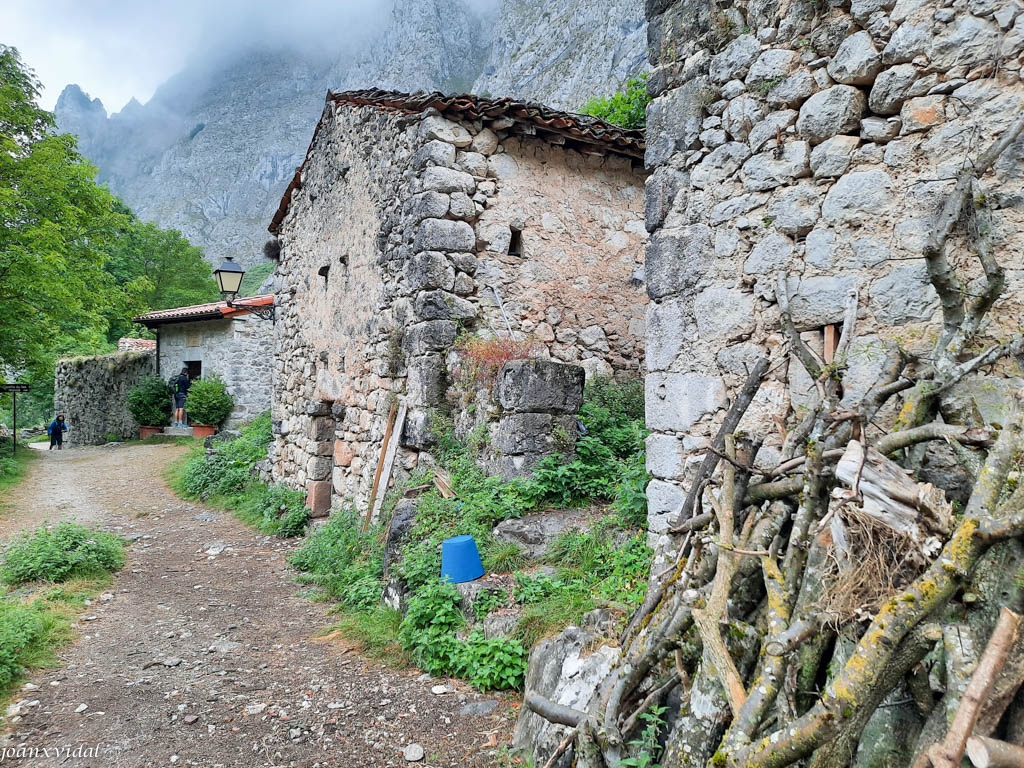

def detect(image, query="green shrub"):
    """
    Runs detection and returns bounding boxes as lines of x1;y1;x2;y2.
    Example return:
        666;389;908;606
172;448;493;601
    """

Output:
459;631;528;690
186;376;233;426
581;74;651;129
126;375;172;426
290;509;384;608
177;413;271;499
1;522;125;585
276;504;310;538
398;580;466;676
0;600;45;687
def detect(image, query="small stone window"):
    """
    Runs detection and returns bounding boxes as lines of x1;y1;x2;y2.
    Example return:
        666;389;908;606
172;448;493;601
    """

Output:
317;264;330;288
339;254;349;279
508;227;523;258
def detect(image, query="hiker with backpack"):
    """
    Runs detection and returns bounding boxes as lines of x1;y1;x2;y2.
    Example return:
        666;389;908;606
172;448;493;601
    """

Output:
47;414;68;450
172;368;191;428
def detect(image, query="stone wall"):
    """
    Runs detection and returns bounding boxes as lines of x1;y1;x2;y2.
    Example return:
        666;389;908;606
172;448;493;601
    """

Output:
157;316;273;426
642;0;1024;545
53;351;156;445
271;98;648;515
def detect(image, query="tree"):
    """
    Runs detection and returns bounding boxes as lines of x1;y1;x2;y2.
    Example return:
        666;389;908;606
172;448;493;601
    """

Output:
0;45;122;375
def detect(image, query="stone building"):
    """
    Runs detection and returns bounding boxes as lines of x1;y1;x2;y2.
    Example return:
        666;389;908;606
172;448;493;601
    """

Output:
136;296;274;426
266;89;649;514
640;0;1024;544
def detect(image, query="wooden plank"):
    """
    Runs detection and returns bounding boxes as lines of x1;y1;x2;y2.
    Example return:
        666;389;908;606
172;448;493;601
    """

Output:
369;403;407;526
364;401;397;531
824;324;839;364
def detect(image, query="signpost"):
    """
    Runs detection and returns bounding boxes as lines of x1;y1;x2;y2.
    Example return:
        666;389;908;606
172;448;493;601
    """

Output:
1;384;30;456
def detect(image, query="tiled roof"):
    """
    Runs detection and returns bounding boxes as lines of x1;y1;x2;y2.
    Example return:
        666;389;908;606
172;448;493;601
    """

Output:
117;337;157;352
268;89;646;234
135;295;274;327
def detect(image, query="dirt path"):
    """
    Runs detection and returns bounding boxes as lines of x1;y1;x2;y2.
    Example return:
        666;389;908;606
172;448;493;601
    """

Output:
1;443;516;767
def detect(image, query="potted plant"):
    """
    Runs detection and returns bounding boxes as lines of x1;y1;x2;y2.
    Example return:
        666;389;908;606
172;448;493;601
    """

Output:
126;376;172;438
185;376;234;438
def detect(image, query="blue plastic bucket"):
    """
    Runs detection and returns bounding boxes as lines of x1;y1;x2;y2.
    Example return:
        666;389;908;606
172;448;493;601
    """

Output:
441;535;485;583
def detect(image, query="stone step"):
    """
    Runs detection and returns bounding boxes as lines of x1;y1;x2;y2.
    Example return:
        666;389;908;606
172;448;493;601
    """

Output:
162;426;194;437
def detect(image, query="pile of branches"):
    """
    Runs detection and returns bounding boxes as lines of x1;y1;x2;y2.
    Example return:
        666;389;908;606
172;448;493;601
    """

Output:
525;117;1024;767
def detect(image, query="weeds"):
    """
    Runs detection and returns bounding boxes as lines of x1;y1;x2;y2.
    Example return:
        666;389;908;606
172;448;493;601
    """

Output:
1;522;124;586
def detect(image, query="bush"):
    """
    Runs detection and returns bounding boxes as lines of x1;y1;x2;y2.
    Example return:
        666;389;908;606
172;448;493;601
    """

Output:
290;509;385;607
186;376;233;426
581;74;651;129
1;522;125;585
0;600;45;687
126;375;172;427
177;413;271;499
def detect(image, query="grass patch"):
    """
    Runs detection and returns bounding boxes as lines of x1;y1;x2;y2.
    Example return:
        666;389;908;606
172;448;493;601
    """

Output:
1;522;124;586
324;607;409;666
0;443;36;495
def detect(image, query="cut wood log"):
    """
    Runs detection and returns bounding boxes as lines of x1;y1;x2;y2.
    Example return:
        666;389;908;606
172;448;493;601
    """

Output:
966;735;1024;767
835;440;953;537
977;619;1024;736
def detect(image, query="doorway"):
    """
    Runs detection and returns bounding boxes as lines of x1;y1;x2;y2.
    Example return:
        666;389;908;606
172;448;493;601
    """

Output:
184;361;202;380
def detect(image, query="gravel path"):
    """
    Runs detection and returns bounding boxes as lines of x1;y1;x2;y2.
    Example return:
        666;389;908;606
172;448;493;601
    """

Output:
1;442;516;767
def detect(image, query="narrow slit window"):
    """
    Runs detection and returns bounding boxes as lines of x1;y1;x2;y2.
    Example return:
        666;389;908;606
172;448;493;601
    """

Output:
317;264;330;288
508;227;523;258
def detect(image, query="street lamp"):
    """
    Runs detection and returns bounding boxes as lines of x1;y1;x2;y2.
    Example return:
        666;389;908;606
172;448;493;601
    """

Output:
213;256;275;321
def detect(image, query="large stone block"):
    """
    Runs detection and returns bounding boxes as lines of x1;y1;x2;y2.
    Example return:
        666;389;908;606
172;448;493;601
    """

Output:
418;115;473;147
492;413;577;455
694;287;756;340
646;433;688;480
305;480;332;518
647;479;686;533
744;231;794;274
796;86;866;144
710;34;761;83
404;250;456;292
406;354;447;407
496;360;586;414
645;298;694;372
691;142;752;188
741;142;811;191
645;372;726;432
307;455;333;482
413;290;477;321
411;140;456;170
766;185;822;235
403;320;459;356
645;166;687;233
646;224;713;300
414;218;476;252
645;79;708;166
827;31;883;85
420;166;476;194
406;192;451;222
871;264;938;325
821;169;893;224
783;275;858;328
869;64;919;115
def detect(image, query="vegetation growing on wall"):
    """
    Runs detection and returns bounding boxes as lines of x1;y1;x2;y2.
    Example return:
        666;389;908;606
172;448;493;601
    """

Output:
581;74;650;129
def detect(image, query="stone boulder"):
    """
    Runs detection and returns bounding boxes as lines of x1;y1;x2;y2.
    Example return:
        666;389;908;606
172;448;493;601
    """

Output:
496;360;585;414
382;498;419;610
796;86;867;144
492;510;595;560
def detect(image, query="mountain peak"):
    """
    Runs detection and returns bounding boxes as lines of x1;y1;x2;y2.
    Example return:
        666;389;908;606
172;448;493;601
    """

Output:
55;84;107;118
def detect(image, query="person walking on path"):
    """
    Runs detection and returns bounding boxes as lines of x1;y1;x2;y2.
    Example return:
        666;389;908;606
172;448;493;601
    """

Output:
47;414;68;450
172;368;191;428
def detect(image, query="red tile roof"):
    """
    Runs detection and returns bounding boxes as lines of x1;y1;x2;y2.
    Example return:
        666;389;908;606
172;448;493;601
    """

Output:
117;337;157;352
268;89;646;234
135;295;274;328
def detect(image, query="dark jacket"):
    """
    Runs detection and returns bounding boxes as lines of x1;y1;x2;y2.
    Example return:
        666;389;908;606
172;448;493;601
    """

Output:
174;374;191;396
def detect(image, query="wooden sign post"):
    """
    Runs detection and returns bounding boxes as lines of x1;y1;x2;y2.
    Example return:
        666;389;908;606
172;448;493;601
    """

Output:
1;384;30;456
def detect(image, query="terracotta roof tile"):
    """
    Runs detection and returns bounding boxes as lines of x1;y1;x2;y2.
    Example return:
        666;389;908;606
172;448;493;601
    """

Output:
135;295;274;327
268;89;646;234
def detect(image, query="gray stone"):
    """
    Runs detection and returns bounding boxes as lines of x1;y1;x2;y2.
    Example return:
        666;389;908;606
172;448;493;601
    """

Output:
646;433;687;480
471;128;499;155
403;320;459;356
404;251;455;292
797;86;866;144
810;134;860;177
767;69;817;109
646;224;714;300
690;142;752;188
821;169;893;223
723;95;767;141
883;139;914;167
401;408;436;449
860;116;901;141
805;226;838;267
449;252;477;275
784;275;859;327
811;16;857;56
747;49;803;89
456;151;488;178
881;23;930;64
827;31;883;85
407;191;451;222
382;498;419;609
449;191;477;220
748;110;799;153
930;15;999;69
941;376;1024;427
694;287;756;339
414;218;476;252
407;355;447;406
403;743;425;762
413;290;477;321
994;1;1022;29
709;193;769;226
645;298;694;372
1002;13;1024;57
420;166;476;194
494;509;591;559
645;80;708;166
868;64;919;114
710;34;762;83
871;264;937;324
496;359;585;414
419;115;472;147
766;185;822;235
741;142;811;191
493;413;560;454
645;167;687;233
460;700;500;717
745;231;795;273
647;479;687;533
412;140;456;170
900;96;945;134
578;325;609;352
721;79;747;100
699;128;729;148
487;153;520;179
852;236;890;267
852;0;895;23
646;372;727;432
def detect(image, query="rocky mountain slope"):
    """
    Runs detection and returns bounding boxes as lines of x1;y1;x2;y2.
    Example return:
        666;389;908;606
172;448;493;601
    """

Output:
55;0;647;268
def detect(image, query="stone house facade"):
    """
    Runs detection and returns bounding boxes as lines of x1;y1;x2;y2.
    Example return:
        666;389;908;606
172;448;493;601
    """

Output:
266;89;649;514
136;296;274;426
641;0;1024;545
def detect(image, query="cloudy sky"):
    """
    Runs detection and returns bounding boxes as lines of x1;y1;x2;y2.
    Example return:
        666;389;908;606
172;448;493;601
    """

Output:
4;0;393;112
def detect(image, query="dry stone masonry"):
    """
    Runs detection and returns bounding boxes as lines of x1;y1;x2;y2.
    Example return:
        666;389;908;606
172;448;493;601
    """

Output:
53;351;156;445
268;90;649;515
642;0;1024;547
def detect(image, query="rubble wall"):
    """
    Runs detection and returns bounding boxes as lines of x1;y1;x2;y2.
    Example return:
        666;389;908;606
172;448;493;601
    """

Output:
642;0;1024;543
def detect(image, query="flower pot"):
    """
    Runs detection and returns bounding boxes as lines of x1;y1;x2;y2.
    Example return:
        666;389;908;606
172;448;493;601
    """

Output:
139;426;163;439
192;424;216;439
